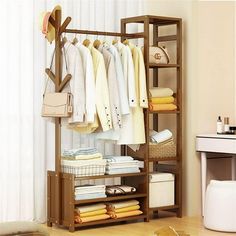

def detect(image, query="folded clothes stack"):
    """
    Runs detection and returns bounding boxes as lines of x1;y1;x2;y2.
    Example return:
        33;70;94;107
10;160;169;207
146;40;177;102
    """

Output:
61;147;106;176
106;200;143;219
104;156;140;175
149;129;173;144
62;147;102;160
149;87;177;111
74;185;106;200
74;203;110;224
106;185;136;196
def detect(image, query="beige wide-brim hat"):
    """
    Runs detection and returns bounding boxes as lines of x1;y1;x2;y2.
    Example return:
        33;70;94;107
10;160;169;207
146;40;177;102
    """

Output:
39;5;61;43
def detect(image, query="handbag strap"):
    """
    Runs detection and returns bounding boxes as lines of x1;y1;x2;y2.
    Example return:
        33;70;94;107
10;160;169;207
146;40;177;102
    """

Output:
43;45;70;95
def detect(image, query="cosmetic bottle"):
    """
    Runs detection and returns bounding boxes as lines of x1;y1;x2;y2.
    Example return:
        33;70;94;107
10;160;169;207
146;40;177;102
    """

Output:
217;116;223;134
224;117;230;133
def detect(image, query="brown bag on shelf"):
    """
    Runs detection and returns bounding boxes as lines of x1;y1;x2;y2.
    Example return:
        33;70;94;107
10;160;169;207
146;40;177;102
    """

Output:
41;48;73;118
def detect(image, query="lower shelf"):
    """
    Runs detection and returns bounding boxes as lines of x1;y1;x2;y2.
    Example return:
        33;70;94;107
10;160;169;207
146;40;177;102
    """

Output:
74;193;147;204
149;204;179;211
75;214;147;227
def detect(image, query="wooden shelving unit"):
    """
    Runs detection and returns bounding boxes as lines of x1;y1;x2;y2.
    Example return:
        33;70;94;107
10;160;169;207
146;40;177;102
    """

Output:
45;10;182;233
46;10;149;233
121;15;182;218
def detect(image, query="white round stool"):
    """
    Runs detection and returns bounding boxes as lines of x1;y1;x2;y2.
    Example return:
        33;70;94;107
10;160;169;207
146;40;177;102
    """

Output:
204;180;236;232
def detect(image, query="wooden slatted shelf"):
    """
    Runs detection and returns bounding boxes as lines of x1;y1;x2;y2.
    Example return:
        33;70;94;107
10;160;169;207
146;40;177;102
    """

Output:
74;172;147;181
156;35;177;42
149;157;178;162
149;110;180;114
149;63;180;68
75;214;147;228
149;204;179;211
74;193;147;205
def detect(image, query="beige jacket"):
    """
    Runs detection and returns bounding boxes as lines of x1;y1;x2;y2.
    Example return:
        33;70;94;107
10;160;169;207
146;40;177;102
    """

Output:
98;45;122;130
130;44;148;144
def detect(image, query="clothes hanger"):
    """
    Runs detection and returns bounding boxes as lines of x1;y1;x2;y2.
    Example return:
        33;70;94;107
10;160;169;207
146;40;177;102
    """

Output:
112;39;118;45
83;34;91;47
93;36;101;49
123;39;129;45
72;33;78;45
61;33;68;47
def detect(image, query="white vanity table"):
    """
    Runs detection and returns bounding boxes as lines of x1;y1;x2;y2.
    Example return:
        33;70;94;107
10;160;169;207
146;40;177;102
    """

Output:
196;134;236;215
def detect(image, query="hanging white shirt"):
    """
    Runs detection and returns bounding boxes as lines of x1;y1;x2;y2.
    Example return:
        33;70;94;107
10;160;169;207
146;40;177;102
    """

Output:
107;45;130;115
63;41;85;124
76;43;96;123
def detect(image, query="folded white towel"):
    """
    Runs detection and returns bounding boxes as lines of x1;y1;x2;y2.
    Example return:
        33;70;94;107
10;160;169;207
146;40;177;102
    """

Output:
150;129;173;143
149;87;174;98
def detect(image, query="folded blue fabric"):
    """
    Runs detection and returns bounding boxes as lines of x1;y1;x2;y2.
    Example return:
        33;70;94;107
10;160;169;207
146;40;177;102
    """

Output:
75;192;106;200
63;147;98;157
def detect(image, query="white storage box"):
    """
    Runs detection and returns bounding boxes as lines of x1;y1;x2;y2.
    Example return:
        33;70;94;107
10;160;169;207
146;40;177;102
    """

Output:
149;172;175;208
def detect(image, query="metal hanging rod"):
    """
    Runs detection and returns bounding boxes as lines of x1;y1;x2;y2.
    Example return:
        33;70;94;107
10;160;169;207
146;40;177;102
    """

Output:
64;28;145;39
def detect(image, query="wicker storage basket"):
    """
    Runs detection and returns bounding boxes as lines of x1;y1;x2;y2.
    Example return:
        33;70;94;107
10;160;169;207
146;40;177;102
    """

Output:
149;141;176;159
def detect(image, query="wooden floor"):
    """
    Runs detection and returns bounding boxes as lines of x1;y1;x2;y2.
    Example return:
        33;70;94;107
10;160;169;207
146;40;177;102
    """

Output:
42;215;236;236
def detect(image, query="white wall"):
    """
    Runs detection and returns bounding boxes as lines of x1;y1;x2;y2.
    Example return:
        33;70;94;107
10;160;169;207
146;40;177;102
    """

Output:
145;0;235;216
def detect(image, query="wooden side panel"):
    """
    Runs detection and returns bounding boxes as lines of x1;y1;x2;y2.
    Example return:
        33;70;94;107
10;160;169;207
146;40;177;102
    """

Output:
47;171;56;225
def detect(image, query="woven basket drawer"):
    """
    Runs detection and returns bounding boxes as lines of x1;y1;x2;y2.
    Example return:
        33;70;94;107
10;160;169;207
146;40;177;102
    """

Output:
149;141;176;159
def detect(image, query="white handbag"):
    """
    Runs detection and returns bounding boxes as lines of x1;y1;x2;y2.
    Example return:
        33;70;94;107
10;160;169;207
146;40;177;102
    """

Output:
149;46;170;64
41;48;73;118
42;92;73;117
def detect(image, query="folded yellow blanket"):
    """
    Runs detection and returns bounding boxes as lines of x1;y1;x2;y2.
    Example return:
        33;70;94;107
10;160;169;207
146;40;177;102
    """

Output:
108;210;143;219
106;200;139;211
78;209;107;217
150;96;174;104
75;203;106;214
75;214;110;224
109;205;140;213
149;103;177;111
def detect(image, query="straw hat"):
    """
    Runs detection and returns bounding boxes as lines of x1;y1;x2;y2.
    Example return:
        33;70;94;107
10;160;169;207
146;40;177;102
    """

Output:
40;5;61;43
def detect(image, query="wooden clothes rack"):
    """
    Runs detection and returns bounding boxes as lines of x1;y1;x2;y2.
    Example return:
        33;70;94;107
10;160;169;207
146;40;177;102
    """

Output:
46;9;182;233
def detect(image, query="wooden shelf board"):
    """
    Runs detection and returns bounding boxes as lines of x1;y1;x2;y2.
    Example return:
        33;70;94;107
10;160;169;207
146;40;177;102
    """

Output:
149;157;177;162
149;63;180;68
74;193;147;205
149;204;179;211
149;110;180;114
74;172;147;180
75;214;147;227
156;35;177;42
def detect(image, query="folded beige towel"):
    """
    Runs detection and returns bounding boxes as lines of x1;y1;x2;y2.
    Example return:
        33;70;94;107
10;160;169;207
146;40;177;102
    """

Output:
75;203;106;214
106;200;139;211
149;87;174;98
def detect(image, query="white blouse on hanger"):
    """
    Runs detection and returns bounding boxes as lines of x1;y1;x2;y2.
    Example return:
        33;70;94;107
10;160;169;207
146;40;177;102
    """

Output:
63;41;85;124
114;42;136;145
107;45;130;116
76;43;96;123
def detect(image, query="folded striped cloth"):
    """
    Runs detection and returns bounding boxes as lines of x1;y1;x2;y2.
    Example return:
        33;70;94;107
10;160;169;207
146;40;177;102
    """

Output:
75;185;106;195
106;185;136;195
